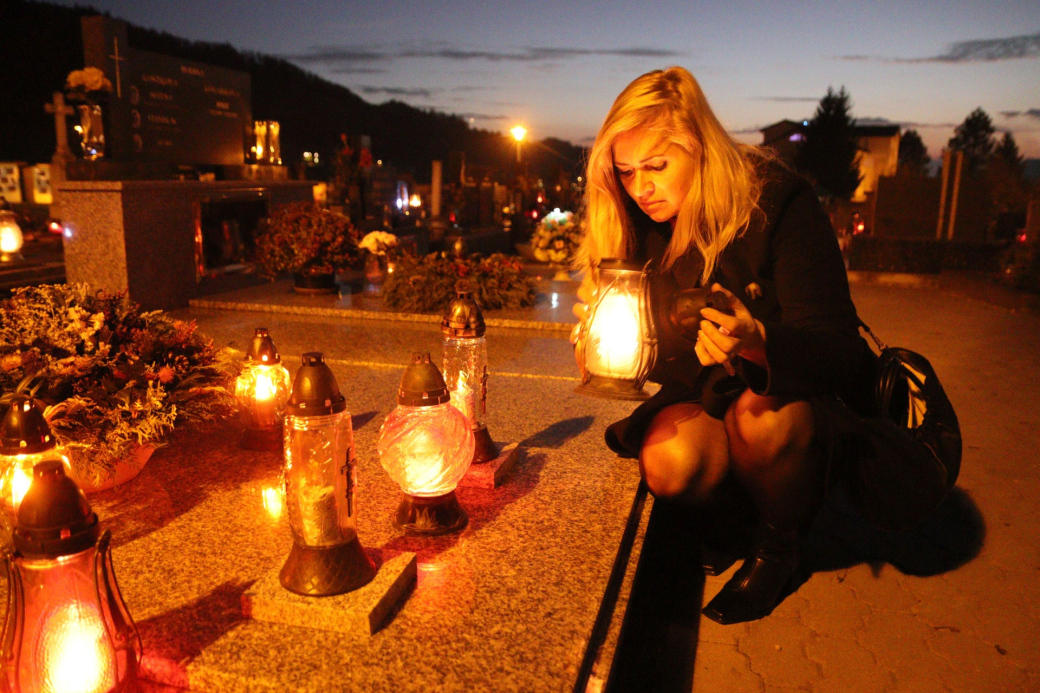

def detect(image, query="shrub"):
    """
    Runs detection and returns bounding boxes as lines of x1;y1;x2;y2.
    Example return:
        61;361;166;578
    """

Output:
254;202;362;278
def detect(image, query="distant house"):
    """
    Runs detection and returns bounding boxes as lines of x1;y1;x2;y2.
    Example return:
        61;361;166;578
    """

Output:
759;120;901;202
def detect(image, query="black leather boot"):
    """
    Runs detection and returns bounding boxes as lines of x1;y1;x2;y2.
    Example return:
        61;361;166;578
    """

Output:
701;522;799;625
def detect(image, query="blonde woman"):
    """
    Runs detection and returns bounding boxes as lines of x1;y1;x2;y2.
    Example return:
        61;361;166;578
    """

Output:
573;68;878;624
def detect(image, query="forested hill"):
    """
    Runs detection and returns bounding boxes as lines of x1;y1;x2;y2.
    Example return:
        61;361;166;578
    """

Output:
0;0;584;181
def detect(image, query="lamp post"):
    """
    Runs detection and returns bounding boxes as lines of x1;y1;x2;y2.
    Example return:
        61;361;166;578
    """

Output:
378;353;474;535
441;281;496;465
0;395;71;519
280;353;375;596
234;328;292;451
0;210;24;263
1;459;142;693
574;259;657;400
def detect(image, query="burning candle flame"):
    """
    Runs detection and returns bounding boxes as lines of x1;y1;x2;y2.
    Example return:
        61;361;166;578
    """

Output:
11;465;32;508
38;602;116;693
262;486;284;519
253;369;276;401
587;292;641;379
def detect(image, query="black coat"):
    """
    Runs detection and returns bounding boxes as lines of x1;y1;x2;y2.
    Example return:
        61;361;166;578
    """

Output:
606;161;878;458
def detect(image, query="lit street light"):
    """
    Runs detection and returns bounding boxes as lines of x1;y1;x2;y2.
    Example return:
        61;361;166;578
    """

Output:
510;125;527;165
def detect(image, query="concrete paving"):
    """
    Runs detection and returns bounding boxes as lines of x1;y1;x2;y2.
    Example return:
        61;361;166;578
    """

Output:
173;272;1040;692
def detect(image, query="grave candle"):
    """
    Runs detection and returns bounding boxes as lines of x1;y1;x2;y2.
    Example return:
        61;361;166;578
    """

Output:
0;395;72;519
441;281;497;465
574;259;657;400
280;353;375;596
0;211;24;262
378;353;474;535
1;460;142;693
234;328;291;451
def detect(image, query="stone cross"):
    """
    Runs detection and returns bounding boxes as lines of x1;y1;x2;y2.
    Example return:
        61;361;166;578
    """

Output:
109;37;125;98
44;91;74;159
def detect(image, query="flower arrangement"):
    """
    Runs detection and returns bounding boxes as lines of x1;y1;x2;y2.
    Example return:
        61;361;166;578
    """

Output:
65;67;113;104
358;230;399;257
0;285;237;486
531;208;582;265
383;252;536;313
254;202;363;279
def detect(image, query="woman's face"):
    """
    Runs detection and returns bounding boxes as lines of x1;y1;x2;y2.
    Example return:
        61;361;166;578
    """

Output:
612;128;696;225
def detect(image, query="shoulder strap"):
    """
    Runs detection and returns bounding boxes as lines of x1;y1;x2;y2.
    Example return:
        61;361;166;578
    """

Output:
858;319;889;352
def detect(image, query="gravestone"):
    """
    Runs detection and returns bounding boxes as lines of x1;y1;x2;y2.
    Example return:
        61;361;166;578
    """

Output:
81;16;251;166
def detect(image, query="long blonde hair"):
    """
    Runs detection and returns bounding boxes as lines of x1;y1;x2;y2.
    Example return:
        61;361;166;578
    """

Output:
579;67;764;284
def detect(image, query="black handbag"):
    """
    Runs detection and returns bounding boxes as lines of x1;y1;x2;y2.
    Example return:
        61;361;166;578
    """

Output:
840;322;962;531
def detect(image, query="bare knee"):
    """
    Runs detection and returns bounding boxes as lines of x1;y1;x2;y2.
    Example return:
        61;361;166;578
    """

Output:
724;391;814;476
640;404;728;502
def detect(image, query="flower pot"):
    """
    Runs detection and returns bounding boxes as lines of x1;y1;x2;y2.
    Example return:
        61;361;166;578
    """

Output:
293;272;338;295
67;445;155;494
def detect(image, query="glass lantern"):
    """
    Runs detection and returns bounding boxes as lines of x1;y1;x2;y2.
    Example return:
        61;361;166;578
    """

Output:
574;259;657;400
0;396;72;522
234;328;292;451
441;281;497;465
1;459;142;693
378;353;474;535
0;211;24;263
280;352;375;596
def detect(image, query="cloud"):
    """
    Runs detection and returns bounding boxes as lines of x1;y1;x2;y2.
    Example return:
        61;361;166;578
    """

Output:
358;86;435;98
837;30;1040;63
857;117;895;125
454;112;509;122
329;67;387;75
1001;109;1040;120
288;43;683;69
752;96;819;103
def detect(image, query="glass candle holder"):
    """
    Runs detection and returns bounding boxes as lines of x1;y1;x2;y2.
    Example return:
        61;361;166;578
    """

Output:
441;281;496;464
279;352;375;596
0;395;72;521
234;328;292;451
378;353;474;535
2;460;141;693
0;211;23;263
575;259;657;400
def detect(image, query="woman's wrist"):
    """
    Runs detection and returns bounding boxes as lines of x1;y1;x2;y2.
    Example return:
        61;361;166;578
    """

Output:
739;319;768;367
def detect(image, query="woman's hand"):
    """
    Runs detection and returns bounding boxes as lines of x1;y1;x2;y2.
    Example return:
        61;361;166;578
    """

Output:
570;274;597;368
694;283;767;372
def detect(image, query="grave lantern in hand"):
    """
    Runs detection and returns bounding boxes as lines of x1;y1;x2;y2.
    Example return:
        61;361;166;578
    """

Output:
234;328;292;451
0;395;71;519
378;353;474;535
1;460;142;693
574;259;657;400
441;281;496;465
280;353;375;596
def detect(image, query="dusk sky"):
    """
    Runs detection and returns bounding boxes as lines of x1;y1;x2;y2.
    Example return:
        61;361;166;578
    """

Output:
52;0;1040;158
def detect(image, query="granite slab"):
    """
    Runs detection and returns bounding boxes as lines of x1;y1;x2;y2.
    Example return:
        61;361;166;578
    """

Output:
59;309;652;692
459;442;520;489
242;549;418;636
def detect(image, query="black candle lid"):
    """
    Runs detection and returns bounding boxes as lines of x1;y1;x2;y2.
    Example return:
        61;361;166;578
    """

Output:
0;394;56;455
14;459;100;558
397;352;451;406
246;327;281;365
286;352;347;416
441;280;486;338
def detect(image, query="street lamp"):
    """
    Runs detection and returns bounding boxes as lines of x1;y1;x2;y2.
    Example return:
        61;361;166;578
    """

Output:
510;125;527;165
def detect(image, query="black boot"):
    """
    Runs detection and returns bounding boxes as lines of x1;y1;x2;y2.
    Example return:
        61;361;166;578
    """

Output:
701;522;799;625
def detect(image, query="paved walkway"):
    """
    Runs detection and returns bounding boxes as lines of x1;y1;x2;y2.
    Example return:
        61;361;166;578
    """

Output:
175;272;1040;692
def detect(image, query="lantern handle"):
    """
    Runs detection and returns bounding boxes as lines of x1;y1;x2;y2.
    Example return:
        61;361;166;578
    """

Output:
94;530;144;671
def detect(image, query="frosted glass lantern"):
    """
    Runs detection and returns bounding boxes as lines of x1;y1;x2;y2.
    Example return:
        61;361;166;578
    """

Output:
234;328;292;451
1;460;141;693
441;281;496;465
378;353;474;535
280;352;375;596
575;259;657;400
0;211;24;263
0;395;72;520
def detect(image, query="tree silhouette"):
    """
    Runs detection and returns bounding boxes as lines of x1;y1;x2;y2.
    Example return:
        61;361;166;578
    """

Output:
897;129;929;175
988;131;1027;214
796;87;861;199
948;108;995;175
